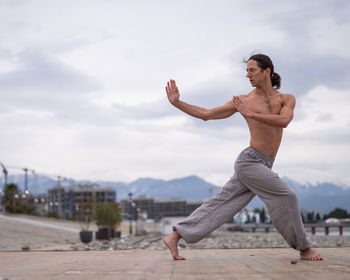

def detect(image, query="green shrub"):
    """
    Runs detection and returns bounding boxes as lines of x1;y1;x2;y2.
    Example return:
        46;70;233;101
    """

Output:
94;203;122;229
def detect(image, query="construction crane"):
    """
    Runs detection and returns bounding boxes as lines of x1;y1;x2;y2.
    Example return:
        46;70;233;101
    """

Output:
0;162;8;191
57;175;68;187
22;168;35;194
0;162;70;194
5;165;35;194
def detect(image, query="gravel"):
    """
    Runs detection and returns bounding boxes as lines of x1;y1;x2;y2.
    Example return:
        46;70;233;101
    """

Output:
70;229;350;251
1;213;349;251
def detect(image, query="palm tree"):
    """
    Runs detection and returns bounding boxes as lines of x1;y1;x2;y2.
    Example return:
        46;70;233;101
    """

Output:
1;183;20;213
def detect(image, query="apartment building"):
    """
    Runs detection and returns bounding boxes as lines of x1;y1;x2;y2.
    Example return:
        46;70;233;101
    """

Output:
48;184;116;219
120;196;202;220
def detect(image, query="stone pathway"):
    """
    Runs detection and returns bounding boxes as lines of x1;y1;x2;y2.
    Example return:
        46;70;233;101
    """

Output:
0;248;349;280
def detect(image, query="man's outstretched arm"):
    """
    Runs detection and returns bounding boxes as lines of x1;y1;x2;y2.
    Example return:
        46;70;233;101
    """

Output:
232;95;295;128
166;79;237;121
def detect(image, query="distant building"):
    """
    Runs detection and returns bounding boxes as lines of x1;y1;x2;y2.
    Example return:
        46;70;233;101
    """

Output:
33;194;48;216
120;196;202;221
233;207;270;224
325;218;350;225
153;197;187;219
160;216;187;235
48;184;116;219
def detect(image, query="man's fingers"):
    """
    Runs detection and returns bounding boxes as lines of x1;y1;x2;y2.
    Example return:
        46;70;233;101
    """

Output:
236;96;242;104
233;96;242;106
232;96;239;107
166;79;179;96
166;82;170;94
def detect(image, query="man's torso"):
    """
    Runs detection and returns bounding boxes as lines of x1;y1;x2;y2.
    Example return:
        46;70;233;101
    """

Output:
239;90;287;158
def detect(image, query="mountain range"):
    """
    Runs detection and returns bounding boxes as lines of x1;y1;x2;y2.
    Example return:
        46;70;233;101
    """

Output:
1;174;349;214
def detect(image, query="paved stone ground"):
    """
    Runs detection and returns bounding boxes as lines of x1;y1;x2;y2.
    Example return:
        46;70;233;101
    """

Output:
0;248;349;280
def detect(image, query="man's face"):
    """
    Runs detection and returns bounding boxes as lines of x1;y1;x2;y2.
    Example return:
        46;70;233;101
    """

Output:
246;59;269;87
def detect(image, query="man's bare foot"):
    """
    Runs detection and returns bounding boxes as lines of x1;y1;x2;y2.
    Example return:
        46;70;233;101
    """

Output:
163;231;186;260
300;248;323;260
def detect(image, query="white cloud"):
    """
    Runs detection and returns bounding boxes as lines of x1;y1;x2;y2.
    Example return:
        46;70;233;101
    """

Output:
0;0;349;187
293;85;350;131
308;8;350;58
276;86;350;185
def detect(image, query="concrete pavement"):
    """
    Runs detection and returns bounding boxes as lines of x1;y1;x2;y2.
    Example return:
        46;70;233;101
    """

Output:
0;248;349;280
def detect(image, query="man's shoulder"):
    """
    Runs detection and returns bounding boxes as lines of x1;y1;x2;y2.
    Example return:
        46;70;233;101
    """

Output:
276;90;294;97
238;91;254;100
283;93;295;101
278;92;296;107
276;91;295;101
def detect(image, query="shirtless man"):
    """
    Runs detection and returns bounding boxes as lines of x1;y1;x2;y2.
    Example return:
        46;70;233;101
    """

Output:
163;54;323;261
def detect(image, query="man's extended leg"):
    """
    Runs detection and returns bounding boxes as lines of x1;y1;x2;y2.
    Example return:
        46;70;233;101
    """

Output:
173;175;255;243
235;147;322;260
163;175;255;259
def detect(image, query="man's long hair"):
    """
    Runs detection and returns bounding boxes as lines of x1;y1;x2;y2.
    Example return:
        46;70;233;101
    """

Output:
245;54;281;89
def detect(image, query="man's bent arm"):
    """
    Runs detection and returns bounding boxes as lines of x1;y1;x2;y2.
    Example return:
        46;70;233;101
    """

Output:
248;95;295;128
173;100;237;121
249;112;292;127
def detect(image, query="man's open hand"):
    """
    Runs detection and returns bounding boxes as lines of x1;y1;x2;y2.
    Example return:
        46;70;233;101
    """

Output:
166;79;180;105
232;96;253;117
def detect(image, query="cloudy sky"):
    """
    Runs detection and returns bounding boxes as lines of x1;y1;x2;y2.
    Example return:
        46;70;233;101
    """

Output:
0;0;349;187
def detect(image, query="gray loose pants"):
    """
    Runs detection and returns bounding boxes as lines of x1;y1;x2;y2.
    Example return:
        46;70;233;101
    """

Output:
173;146;310;251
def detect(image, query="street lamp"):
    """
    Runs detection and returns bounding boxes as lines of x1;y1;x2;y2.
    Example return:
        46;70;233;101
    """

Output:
0;189;3;212
128;192;133;235
23;168;29;193
136;207;141;235
14;193;19;210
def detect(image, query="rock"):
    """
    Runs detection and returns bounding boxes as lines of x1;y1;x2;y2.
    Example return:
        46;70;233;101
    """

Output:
22;245;30;251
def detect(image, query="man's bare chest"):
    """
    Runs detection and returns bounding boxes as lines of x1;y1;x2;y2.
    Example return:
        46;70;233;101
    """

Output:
243;95;283;115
